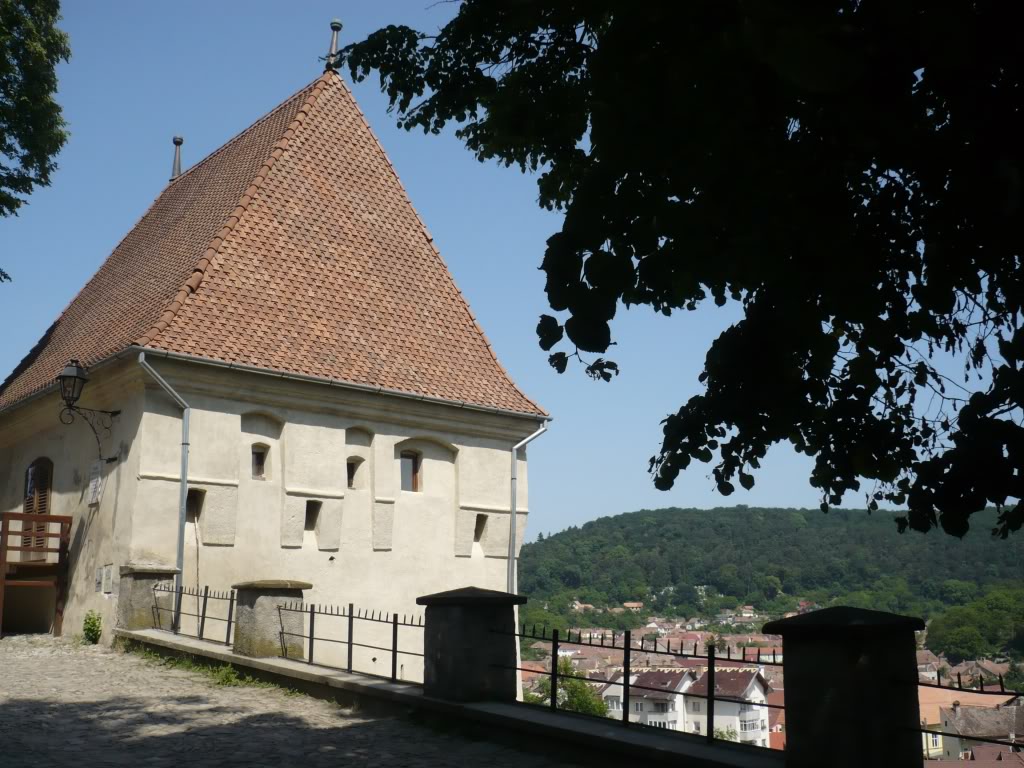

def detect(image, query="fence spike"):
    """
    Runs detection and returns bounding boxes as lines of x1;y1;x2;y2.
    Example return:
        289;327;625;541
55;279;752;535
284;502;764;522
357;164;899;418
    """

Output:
980;678;985;692
999;674;1005;692
957;672;963;689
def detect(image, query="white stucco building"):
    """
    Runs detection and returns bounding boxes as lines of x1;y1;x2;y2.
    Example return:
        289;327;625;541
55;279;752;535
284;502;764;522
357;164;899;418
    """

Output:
0;65;547;656
684;670;771;746
599;668;770;742
600;670;694;730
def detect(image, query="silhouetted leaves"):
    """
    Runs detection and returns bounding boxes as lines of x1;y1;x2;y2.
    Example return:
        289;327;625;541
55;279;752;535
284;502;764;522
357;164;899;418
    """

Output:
548;352;568;374
536;314;563;351
341;2;1024;536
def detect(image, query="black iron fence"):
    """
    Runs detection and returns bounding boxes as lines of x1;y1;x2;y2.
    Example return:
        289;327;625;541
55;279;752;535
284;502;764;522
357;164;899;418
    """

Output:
152;582;236;645
277;601;424;682
498;624;783;749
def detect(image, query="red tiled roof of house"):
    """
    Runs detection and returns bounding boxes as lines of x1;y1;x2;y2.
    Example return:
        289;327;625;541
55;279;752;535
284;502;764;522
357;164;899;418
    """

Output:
0;72;545;418
687;669;769;699
767;690;785;729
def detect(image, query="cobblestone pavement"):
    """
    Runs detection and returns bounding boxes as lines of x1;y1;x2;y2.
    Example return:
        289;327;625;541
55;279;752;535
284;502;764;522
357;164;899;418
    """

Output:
0;635;580;768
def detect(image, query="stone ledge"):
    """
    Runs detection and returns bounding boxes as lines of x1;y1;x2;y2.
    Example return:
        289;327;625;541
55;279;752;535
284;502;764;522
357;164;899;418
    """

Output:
231;580;312;590
120;564;180;576
114;628;782;768
763;606;925;636
417;586;527;607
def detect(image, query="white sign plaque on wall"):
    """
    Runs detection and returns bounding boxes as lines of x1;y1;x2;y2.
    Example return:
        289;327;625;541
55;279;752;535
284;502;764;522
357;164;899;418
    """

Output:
87;461;105;506
94;568;103;593
102;564;113;594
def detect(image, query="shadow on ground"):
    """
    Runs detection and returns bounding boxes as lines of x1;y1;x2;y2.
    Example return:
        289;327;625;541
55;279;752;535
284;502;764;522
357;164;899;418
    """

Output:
0;690;588;768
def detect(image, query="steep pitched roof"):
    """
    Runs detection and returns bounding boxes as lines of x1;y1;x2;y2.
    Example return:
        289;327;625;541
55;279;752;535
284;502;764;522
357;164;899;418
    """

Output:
0;72;544;418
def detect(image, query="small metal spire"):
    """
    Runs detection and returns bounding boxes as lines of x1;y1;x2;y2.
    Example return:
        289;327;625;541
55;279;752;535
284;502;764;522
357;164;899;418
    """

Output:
170;136;183;181
326;19;342;70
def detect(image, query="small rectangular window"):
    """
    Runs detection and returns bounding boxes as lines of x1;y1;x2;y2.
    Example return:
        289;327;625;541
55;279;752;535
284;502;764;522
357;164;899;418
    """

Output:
252;445;267;479
473;513;487;543
400;451;421;492
304;501;321;533
347;460;358;489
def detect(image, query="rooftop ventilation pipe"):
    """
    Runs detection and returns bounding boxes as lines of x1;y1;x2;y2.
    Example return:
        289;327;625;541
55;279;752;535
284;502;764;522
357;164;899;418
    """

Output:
170;136;183;181
138;352;190;592
507;423;547;593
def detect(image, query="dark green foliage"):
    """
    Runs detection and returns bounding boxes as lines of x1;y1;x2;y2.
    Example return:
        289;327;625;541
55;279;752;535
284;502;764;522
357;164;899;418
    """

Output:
1007;661;1024;690
81;609;101;644
518;507;1024;632
926;585;1024;662
0;0;70;281
528;657;608;717
340;3;1024;538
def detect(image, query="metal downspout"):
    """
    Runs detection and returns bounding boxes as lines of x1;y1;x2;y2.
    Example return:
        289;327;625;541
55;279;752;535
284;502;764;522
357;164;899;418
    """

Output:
137;352;190;592
508;424;547;594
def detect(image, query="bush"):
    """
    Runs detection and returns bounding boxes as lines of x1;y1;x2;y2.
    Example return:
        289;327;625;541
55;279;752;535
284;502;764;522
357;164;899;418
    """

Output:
82;610;102;644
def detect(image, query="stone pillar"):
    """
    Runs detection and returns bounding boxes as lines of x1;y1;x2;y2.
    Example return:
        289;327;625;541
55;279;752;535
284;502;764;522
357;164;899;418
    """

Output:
231;580;311;659
416;586;526;702
762;606;924;768
117;565;180;631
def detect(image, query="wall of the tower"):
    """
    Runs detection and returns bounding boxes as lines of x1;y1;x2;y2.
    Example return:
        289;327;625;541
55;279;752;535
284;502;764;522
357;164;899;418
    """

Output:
131;358;536;678
0;360;145;638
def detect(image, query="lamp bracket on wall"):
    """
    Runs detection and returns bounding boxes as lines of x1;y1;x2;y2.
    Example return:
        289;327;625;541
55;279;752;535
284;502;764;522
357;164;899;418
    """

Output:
59;406;121;463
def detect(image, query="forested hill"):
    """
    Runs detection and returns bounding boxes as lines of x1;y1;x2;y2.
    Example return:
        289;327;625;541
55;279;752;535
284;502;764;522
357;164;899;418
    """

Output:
518;507;1024;623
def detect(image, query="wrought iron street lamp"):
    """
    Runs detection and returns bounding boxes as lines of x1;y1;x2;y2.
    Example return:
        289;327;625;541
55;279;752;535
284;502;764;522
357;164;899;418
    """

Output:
57;359;89;407
56;359;121;461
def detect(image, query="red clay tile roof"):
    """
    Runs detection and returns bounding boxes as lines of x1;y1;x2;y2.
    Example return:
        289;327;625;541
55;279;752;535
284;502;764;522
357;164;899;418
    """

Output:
0;72;544;417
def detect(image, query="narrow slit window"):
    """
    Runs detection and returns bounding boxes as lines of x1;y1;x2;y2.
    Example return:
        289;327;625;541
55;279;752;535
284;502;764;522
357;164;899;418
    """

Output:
473;513;487;543
346;459;359;489
186;489;205;524
304;500;321;533
400;451;421;492
252;444;268;479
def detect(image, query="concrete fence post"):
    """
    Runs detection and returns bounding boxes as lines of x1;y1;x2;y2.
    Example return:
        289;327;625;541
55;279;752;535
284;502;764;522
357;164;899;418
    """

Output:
231;580;311;659
762;606;925;768
417;586;526;702
117;564;181;631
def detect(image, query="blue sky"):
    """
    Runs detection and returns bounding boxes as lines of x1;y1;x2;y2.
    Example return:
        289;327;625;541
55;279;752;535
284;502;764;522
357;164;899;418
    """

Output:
0;1;831;536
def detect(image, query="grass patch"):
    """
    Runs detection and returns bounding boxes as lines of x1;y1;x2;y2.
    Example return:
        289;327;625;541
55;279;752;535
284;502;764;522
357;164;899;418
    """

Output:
120;640;302;696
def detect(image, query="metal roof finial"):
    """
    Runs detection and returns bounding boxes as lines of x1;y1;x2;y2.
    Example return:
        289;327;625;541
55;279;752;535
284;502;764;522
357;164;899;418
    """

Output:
170;136;183;181
326;19;342;70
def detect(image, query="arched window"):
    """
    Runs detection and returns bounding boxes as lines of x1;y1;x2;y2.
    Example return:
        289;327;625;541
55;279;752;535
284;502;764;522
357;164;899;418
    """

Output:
23;458;53;515
22;458;54;558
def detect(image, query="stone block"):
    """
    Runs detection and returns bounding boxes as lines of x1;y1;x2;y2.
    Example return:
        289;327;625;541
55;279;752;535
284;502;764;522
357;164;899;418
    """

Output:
231;580;311;659
417;586;526;702
763;606;924;768
116;565;180;631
